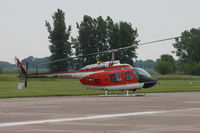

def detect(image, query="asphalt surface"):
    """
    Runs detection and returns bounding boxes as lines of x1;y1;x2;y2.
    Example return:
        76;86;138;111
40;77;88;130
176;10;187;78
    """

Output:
0;92;200;133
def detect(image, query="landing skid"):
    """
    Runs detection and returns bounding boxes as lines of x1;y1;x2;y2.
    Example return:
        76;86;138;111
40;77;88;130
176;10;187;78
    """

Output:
99;94;146;97
99;90;146;97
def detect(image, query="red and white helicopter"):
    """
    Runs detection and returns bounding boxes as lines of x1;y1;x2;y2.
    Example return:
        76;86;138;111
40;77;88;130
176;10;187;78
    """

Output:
15;37;179;96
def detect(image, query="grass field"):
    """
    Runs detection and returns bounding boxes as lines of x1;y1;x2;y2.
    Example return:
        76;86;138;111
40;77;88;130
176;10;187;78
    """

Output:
0;74;200;98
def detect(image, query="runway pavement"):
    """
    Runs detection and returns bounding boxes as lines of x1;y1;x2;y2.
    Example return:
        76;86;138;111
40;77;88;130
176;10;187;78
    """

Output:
0;92;200;133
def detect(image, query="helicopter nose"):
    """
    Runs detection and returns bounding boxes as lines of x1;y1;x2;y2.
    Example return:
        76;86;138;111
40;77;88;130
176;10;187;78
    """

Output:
143;78;158;88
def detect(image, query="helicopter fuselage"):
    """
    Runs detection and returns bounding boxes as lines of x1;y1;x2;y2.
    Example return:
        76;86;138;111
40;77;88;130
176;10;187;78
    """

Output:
27;61;157;91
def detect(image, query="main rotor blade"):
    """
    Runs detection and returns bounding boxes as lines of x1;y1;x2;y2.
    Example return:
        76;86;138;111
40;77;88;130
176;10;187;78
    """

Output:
37;36;180;66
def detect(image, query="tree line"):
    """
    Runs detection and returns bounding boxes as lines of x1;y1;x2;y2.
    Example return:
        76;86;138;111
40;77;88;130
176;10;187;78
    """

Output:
1;9;199;75
45;9;200;75
155;28;200;75
0;57;157;73
45;9;138;72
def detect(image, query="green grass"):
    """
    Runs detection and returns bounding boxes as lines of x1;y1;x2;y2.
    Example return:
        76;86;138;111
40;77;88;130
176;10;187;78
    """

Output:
138;74;200;93
0;74;200;98
0;74;102;98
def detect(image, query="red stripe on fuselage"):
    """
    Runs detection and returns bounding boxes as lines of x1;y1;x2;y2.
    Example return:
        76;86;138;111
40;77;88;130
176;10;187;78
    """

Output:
80;69;139;86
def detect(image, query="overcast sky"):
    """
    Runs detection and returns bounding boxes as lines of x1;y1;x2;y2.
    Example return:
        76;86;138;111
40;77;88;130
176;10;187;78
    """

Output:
0;0;199;63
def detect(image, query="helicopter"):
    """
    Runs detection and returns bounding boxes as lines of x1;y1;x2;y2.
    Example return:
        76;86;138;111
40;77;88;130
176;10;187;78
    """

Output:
15;37;179;96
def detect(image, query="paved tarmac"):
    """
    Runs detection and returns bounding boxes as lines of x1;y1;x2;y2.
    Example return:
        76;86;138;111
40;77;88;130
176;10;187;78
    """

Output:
0;92;200;133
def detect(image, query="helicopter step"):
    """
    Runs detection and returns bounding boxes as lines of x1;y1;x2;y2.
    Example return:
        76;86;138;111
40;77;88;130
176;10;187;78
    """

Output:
99;90;146;97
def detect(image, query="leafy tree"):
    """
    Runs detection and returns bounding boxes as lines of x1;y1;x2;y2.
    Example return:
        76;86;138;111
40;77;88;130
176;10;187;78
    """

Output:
173;28;200;63
108;21;138;66
155;61;174;75
73;15;98;66
173;28;200;75
73;16;138;66
155;54;176;74
179;62;200;75
45;9;72;72
73;16;112;67
96;16;110;61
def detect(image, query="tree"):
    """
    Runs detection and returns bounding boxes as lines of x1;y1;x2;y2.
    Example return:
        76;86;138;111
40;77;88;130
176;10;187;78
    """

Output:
45;9;72;72
173;28;200;75
108;21;138;65
155;54;176;74
95;16;110;61
73;16;138;66
73;15;99;66
73;16;112;67
179;62;200;75
173;28;200;63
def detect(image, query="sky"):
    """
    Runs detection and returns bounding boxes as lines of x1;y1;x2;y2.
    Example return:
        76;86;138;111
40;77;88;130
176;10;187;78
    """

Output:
0;0;200;63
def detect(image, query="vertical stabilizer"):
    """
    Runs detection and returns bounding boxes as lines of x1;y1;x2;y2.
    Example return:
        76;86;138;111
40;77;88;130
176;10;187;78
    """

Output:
14;57;27;89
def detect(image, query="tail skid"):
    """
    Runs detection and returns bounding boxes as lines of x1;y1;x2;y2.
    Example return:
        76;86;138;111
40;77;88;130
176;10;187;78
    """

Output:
14;57;27;89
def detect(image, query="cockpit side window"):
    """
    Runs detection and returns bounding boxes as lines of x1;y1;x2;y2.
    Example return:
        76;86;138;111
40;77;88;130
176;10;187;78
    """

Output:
125;71;133;80
132;69;139;79
110;72;122;82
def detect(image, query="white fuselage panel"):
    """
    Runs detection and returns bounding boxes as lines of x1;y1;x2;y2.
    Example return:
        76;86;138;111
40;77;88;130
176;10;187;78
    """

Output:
85;83;144;91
